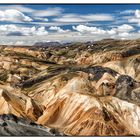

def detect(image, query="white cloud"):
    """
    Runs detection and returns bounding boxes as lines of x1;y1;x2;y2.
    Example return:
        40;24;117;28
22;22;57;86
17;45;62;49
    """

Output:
0;24;48;36
30;21;84;26
72;25;106;35
107;29;116;35
0;6;63;23
15;41;25;45
32;7;63;17
128;18;140;23
54;15;86;23
135;10;140;18
83;14;114;21
107;24;134;39
115;24;134;33
0;5;34;13
0;5;113;26
118;32;130;38
128;18;140;27
72;24;133;35
49;26;70;33
35;17;49;22
120;10;135;15
72;24;134;40
53;13;113;23
0;23;135;45
105;24;134;38
35;26;48;35
0;9;32;22
127;9;140;26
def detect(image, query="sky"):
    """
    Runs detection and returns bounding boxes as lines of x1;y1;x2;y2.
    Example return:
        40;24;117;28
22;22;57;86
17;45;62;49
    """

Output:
0;4;140;45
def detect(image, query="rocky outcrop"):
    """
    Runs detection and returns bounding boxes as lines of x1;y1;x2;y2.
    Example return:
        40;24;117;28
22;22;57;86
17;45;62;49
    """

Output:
0;114;63;136
0;88;44;121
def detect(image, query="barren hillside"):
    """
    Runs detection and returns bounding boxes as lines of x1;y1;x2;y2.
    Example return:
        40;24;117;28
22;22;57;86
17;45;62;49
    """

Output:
0;39;140;136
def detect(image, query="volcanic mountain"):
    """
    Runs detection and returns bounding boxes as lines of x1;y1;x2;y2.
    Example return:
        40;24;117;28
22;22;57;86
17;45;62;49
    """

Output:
0;39;140;136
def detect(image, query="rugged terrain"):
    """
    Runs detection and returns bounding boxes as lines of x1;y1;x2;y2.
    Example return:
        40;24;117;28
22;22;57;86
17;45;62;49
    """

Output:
0;39;140;136
0;114;63;136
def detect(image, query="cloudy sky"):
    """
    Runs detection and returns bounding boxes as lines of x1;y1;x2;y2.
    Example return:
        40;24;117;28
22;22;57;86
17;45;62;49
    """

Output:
0;4;140;45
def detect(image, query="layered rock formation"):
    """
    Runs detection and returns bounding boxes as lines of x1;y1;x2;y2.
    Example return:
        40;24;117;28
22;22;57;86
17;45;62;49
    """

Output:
0;39;140;136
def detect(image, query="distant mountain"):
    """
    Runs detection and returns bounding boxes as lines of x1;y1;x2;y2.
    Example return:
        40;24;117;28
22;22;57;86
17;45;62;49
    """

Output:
34;41;62;48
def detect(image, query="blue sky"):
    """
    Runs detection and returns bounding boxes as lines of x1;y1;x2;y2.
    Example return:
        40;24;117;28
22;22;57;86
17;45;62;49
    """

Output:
0;4;140;45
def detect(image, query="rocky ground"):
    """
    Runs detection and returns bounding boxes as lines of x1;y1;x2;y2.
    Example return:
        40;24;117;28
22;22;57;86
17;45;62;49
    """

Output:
0;39;140;136
0;114;63;136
